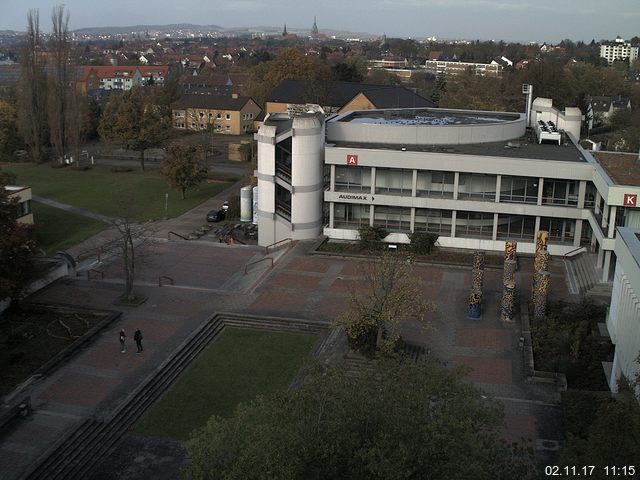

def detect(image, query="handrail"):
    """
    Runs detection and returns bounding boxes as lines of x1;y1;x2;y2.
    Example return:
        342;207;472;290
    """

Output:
244;257;273;275
168;231;188;241
563;246;585;260
158;275;174;287
87;269;104;280
264;237;292;254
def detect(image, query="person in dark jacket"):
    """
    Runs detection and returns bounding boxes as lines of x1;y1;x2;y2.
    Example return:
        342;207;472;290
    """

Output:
134;328;143;353
119;329;126;353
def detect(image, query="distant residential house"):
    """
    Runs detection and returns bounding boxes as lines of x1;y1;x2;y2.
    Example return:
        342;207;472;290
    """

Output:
6;186;33;225
427;51;443;61
587;95;632;128
76;65;168;94
172;94;261;135
265;79;435;116
177;70;248;99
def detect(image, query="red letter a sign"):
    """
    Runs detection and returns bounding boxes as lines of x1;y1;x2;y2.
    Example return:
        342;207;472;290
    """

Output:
346;154;358;166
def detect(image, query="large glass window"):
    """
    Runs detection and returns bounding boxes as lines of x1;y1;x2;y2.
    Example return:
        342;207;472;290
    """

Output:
334;203;369;228
373;206;411;232
375;168;413;195
496;214;535;240
458;173;496;201
416;171;454;198
584;183;596;210
275;184;291;221
541;179;578;206
539;217;575;244
455;211;494;239
335;166;371;192
414;208;452;236
500;176;538;204
275;138;292;182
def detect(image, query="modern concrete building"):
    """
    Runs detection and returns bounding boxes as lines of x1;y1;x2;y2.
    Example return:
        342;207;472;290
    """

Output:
424;60;503;77
606;227;640;395
255;113;325;246
255;99;640;283
599;37;639;65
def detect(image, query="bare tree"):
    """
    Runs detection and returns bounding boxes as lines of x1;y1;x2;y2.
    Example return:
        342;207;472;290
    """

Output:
16;9;48;162
333;252;434;357
48;4;74;162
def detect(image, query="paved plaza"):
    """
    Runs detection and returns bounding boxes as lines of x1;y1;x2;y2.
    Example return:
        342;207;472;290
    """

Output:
0;195;575;479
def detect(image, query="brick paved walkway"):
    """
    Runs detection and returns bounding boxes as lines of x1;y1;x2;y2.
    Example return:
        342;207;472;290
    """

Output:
0;227;578;478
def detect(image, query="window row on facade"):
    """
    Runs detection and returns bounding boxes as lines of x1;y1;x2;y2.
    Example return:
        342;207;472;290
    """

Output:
333;166;587;207
332;203;578;244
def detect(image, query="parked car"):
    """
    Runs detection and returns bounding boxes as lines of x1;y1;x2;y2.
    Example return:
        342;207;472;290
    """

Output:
207;209;226;222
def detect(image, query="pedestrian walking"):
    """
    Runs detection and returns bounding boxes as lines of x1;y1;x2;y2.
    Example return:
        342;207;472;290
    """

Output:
134;328;143;353
119;329;126;353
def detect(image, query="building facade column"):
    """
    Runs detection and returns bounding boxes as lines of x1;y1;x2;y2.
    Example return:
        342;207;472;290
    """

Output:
370;167;376;195
603;250;612;282
412;170;418;197
608;206;617;238
330;164;336;191
450;211;457;238
537;177;544;206
574;219;583;247
410;207;416;232
578;180;586;209
329;202;335;228
453;172;460;200
495;175;501;203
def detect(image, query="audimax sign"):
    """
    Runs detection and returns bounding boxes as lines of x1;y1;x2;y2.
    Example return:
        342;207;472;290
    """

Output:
338;194;370;201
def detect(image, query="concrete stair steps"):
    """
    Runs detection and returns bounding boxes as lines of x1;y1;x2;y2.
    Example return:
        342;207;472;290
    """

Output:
21;314;329;480
567;252;599;294
23;317;226;480
222;313;327;336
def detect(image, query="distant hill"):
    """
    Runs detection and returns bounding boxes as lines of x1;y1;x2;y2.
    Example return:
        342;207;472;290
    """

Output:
72;23;225;35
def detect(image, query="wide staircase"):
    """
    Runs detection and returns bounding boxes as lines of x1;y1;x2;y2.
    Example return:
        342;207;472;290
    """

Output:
20;313;328;480
563;250;612;302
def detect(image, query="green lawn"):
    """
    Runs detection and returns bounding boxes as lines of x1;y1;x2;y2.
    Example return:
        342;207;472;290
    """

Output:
133;328;318;441
32;201;107;254
7;164;233;221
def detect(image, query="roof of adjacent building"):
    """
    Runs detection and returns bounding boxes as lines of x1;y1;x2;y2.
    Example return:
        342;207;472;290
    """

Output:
593;151;640;186
172;94;257;111
266;79;436;109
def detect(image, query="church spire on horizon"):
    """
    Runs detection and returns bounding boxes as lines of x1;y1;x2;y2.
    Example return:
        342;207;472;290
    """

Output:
283;23;287;36
311;16;318;36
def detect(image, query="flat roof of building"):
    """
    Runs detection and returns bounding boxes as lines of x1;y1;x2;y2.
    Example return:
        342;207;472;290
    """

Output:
592;152;640;186
337;108;520;126
330;133;588;163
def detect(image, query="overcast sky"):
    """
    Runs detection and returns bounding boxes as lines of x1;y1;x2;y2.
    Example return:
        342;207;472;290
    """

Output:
0;0;638;43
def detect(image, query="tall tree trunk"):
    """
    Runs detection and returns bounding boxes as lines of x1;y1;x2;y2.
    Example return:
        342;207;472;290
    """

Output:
17;9;47;163
49;5;71;161
139;149;145;171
